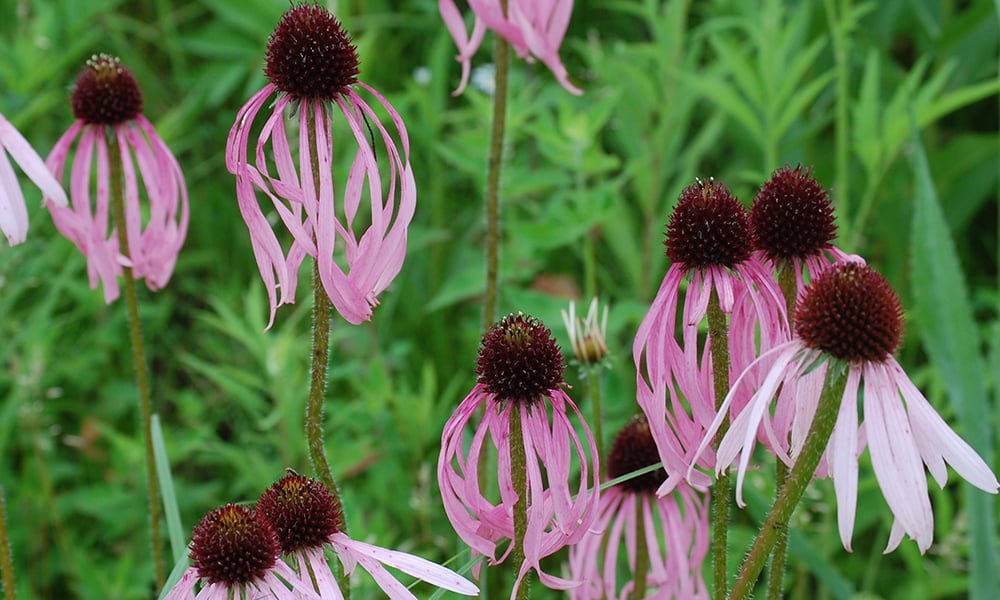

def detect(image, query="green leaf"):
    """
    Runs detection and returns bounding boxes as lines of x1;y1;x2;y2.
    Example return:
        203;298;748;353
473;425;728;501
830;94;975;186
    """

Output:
908;115;997;600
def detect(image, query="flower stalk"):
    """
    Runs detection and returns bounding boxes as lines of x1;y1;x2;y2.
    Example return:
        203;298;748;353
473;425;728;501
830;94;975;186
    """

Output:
730;366;849;600
705;288;731;600
587;369;605;466
510;403;530;600
0;485;14;600
303;106;348;597
767;264;800;599
482;15;510;333
108;135;164;587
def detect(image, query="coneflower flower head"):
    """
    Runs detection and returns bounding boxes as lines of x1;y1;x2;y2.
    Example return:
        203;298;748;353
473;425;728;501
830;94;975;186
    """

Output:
256;474;344;554
750;165;850;291
71;55;143;125
188;504;279;586
257;474;478;600
634;178;785;495
752;165;836;262
607;415;668;493
438;313;600;597
570;415;709;599
665;178;752;269
699;261;999;553
164;504;320;599
477;312;564;403
45;54;189;303
226;3;415;327
265;4;360;100
795;262;902;363
439;0;582;95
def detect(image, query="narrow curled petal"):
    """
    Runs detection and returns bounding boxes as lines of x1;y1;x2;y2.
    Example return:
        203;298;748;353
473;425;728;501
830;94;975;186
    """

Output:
438;384;600;595
46;124;123;302
45;117;186;302
440;0;582;94
569;485;709;599
227;83;414;326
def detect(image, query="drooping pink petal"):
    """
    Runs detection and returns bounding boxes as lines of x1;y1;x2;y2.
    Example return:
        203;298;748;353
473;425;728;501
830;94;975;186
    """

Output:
864;362;934;553
891;359;999;493
828;367;861;551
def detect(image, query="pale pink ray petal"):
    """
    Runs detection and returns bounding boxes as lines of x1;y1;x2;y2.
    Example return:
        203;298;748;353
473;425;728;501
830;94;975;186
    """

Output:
0;150;28;245
828;367;861;550
891;359;999;492
0;115;67;208
331;533;478;597
864;362;934;553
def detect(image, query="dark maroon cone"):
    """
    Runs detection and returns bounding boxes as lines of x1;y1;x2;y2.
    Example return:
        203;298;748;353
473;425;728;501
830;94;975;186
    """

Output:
607;415;667;493
476;313;565;404
188;504;278;585
751;164;837;263
256;474;344;553
665;178;752;269
265;3;360;100
71;54;143;125
796;262;904;363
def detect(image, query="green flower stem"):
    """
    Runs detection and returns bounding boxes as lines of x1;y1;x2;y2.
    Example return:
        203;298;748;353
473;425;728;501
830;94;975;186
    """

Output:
633;497;649;599
729;366;848;600
705;288;731;600
825;0;852;247
478;0;511;513
0;486;14;600
108;134;164;588
304;106;349;597
305;261;341;508
510;403;530;600
481;16;510;334
587;369;605;467
766;265;800;599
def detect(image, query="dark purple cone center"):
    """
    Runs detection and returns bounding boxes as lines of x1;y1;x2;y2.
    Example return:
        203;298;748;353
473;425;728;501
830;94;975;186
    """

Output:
189;504;278;586
71;54;143;125
751;164;837;263
256;474;344;553
265;3;360;100
476;313;565;404
607;415;667;493
665;178;752;269
795;262;904;363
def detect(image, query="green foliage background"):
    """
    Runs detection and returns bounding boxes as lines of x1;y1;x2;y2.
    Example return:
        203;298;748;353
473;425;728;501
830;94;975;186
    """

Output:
0;0;997;598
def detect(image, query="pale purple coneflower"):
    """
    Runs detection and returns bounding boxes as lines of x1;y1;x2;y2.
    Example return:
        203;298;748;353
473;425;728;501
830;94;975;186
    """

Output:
256;474;478;599
750;164;852;289
44;54;188;303
633;178;786;495
226;3;414;327
163;504;321;600
569;415;709;600
439;0;582;95
438;313;600;598
0;113;67;245
696;261;999;552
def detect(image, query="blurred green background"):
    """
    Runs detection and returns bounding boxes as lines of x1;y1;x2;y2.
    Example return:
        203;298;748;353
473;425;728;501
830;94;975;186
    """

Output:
0;0;997;598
